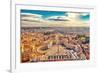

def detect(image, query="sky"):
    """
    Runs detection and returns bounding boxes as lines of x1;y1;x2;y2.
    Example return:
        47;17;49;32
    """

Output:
21;9;66;18
20;9;90;27
21;9;90;21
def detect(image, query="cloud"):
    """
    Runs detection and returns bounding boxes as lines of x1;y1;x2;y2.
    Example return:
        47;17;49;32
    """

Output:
80;13;89;16
65;12;89;22
21;13;42;18
65;12;80;20
21;13;44;22
21;12;89;27
46;16;70;21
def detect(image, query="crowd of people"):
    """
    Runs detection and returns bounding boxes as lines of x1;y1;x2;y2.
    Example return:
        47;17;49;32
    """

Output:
21;30;90;63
